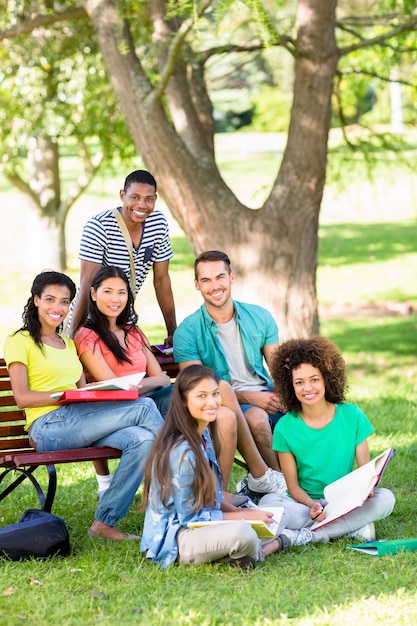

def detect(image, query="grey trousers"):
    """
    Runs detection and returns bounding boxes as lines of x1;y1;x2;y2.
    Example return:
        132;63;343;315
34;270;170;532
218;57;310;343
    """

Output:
259;488;395;542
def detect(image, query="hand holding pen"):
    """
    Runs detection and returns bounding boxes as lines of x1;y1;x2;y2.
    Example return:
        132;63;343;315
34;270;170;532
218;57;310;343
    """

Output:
244;499;280;525
310;502;326;522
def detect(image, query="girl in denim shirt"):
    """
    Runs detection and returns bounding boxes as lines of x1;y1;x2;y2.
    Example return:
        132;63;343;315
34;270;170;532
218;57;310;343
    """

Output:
140;364;303;568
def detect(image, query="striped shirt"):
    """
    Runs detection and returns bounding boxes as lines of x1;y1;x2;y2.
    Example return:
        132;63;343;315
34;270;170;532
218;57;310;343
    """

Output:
79;208;173;296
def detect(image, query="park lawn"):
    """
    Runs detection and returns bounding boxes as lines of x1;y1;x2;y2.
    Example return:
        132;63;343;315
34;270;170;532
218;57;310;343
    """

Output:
1;136;417;625
1;314;417;626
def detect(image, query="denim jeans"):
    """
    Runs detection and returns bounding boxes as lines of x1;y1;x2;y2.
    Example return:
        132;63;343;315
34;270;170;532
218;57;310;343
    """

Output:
29;397;163;527
144;385;172;419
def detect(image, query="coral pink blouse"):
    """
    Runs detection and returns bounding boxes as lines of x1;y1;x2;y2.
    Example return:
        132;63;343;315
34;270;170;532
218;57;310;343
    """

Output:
75;326;148;383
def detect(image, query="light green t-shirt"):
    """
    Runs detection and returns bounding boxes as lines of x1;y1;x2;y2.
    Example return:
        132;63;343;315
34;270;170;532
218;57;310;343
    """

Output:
3;331;83;428
272;403;374;499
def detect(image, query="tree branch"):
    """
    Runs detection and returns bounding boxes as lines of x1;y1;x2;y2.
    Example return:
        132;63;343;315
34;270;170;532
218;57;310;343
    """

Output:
199;36;298;64
339;68;417;89
337;14;406;28
0;7;87;40
58;137;103;219
333;74;355;150
2;169;41;209
338;15;417;57
152;0;212;101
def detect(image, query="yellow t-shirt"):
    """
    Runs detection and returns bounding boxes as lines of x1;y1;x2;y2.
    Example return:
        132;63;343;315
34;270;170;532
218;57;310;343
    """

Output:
3;331;83;429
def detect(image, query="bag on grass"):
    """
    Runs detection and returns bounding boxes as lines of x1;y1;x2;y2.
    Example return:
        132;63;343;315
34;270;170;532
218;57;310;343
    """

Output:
0;508;70;560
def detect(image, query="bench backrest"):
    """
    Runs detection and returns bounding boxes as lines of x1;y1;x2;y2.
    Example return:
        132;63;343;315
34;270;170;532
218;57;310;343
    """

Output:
0;357;31;454
0;353;180;455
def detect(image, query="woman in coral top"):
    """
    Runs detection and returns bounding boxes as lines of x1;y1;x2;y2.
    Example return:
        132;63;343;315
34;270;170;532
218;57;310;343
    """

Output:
74;265;171;498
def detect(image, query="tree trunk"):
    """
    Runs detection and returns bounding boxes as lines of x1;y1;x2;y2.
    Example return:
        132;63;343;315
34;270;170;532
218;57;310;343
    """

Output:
84;0;339;338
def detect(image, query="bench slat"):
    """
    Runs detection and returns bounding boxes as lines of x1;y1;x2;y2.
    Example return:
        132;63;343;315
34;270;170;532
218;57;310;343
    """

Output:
0;438;30;452
0;446;122;468
0;353;178;511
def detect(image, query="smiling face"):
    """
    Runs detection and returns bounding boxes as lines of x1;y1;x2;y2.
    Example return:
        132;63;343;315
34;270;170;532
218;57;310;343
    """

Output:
292;363;326;408
34;284;72;332
185;376;221;434
119;181;157;225
90;277;128;322
194;260;234;311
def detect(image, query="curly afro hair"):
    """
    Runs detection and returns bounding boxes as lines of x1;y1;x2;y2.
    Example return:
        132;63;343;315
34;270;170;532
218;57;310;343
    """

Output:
270;336;347;413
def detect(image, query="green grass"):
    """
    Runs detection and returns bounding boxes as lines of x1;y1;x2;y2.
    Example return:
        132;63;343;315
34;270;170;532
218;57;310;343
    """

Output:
318;220;417;305
1;135;417;625
1;315;417;626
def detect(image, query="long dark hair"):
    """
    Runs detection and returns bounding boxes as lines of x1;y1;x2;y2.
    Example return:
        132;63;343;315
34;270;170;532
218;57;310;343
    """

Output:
82;266;141;365
17;271;76;349
141;365;221;513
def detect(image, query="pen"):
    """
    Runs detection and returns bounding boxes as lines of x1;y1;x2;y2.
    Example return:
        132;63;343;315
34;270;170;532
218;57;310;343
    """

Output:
311;507;324;520
245;500;279;524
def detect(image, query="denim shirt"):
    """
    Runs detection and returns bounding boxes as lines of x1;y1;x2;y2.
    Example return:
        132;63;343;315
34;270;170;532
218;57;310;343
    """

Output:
173;300;278;388
140;430;223;568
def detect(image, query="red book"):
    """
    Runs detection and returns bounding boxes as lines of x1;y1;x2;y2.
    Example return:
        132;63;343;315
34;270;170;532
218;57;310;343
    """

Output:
54;389;139;405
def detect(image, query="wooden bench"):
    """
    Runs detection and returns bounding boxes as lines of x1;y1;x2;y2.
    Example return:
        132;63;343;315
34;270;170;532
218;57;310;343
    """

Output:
0;353;179;512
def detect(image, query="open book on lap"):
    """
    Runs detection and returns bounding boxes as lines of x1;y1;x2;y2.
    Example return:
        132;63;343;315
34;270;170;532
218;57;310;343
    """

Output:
51;372;146;402
188;506;284;539
311;447;395;531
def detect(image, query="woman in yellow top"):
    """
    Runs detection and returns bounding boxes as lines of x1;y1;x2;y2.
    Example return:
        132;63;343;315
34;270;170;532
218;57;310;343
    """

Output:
4;270;163;541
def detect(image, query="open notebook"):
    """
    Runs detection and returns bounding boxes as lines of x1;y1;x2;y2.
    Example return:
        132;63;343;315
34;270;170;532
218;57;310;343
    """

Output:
311;447;394;531
50;372;146;401
188;506;284;539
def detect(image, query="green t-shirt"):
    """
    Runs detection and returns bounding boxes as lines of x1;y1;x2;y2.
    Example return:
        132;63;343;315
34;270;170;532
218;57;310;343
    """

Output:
272;403;374;499
4;331;83;428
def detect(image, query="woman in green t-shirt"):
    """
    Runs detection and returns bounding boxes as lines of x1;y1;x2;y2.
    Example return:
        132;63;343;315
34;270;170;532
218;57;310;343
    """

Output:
259;336;395;544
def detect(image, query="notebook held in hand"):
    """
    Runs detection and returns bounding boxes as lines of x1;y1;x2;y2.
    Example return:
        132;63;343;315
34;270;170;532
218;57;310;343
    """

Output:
311;447;395;531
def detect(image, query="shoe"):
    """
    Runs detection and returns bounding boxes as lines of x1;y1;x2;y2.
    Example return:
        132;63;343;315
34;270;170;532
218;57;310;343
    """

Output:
227;556;256;570
350;522;375;542
276;534;292;553
88;528;141;541
236;476;262;504
247;469;287;495
229;495;249;507
280;528;313;547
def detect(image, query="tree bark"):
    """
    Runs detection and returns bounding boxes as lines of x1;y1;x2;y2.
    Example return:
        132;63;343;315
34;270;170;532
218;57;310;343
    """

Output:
84;0;339;338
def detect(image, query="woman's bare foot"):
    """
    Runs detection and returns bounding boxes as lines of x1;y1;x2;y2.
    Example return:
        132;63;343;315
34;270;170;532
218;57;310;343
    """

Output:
88;520;138;540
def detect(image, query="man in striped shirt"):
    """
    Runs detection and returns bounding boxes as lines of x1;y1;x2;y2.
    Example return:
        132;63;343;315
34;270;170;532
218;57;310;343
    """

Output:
69;170;177;344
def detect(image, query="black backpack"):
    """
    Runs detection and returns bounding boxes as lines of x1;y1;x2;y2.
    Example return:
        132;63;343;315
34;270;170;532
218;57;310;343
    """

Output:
0;509;70;560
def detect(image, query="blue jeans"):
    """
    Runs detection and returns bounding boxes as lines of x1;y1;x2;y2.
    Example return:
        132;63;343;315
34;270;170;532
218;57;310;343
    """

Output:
29;397;163;527
144;385;172;419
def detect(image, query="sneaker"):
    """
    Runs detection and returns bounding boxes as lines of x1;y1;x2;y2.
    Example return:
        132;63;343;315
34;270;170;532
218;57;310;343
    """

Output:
247;468;287;495
350;522;375;542
229;495;249;507
281;528;313;547
227;556;256;570
235;476;261;504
